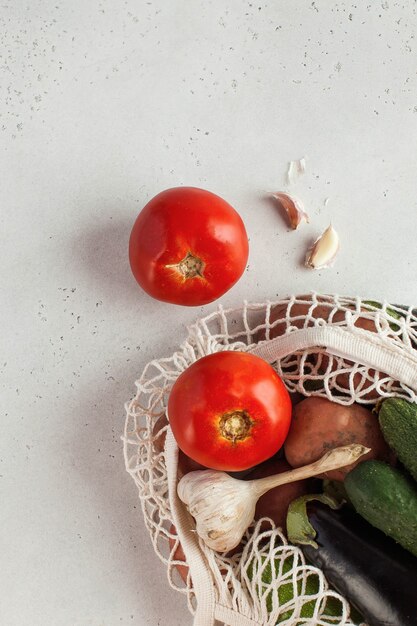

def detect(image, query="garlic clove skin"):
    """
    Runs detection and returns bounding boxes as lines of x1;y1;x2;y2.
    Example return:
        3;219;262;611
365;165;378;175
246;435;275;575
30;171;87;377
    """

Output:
305;224;340;269
286;157;307;185
178;470;255;553
271;192;309;230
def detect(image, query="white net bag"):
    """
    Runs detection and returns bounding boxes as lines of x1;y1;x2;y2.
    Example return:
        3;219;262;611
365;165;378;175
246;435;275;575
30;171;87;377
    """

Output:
123;293;417;626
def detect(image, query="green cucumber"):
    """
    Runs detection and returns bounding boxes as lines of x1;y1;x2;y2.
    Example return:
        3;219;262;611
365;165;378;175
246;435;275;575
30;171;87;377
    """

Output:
345;460;417;557
379;398;417;481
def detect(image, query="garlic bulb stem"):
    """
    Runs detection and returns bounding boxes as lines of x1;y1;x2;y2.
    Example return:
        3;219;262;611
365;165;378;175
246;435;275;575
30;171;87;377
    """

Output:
252;444;370;498
177;443;369;553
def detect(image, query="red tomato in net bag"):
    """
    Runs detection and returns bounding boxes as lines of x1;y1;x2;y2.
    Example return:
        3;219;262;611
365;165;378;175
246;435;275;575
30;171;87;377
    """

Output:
129;187;249;306
167;351;292;471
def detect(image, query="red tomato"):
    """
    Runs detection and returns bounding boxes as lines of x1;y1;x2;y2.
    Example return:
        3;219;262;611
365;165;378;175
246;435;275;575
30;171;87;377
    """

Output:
167;351;292;471
129;187;249;306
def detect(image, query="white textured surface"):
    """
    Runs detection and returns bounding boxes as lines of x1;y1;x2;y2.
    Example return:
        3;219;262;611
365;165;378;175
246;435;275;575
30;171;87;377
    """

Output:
2;1;417;625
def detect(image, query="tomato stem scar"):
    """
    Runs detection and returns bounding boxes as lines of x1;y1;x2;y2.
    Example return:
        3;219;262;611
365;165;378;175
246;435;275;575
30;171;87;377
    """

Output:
219;410;253;444
166;251;205;279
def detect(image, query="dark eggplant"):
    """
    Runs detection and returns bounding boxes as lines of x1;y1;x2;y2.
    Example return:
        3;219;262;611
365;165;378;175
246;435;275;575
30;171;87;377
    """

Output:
302;502;417;626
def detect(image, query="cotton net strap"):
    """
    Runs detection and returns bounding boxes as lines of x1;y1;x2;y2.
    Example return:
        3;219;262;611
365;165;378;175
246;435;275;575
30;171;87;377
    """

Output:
166;428;262;626
250;324;417;389
166;428;217;626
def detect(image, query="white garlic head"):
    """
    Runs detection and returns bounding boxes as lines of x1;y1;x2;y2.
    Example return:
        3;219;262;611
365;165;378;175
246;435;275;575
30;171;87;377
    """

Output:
177;470;256;553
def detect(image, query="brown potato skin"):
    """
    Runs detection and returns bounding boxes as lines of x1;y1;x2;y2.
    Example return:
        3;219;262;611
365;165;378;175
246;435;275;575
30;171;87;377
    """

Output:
267;296;337;340
248;457;310;531
284;397;393;481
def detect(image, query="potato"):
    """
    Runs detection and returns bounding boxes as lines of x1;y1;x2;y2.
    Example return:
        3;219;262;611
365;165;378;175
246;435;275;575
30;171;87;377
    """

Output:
284;397;393;481
248;456;311;532
267;295;379;339
267;295;338;340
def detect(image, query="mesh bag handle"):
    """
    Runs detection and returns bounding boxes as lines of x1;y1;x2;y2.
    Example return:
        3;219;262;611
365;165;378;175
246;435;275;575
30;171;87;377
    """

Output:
166;428;217;626
166;428;264;626
250;323;417;389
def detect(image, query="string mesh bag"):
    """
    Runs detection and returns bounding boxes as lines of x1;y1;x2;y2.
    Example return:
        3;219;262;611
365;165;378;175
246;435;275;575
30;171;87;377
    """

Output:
123;293;417;626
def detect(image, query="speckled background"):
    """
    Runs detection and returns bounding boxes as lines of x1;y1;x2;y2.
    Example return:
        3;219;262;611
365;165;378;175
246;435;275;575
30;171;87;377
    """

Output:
2;1;417;625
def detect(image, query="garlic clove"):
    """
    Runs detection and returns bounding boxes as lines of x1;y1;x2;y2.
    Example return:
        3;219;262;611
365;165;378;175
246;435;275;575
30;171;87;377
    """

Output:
305;224;340;269
271;192;309;230
177;470;256;553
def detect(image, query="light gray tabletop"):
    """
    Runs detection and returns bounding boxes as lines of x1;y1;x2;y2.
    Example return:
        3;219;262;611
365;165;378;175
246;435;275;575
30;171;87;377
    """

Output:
2;1;417;625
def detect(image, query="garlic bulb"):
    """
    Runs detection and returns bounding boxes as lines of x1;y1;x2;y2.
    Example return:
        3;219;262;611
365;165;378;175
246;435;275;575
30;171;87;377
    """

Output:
177;470;255;553
178;443;369;552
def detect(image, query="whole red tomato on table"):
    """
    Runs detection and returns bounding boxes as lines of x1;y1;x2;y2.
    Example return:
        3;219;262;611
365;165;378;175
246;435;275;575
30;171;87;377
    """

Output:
167;351;292;471
129;187;249;306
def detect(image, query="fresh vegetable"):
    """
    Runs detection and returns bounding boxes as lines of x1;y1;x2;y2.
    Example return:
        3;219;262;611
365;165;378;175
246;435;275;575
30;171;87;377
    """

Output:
248;457;310;531
129;186;249;306
378;397;417;481
177;444;369;552
168;351;292;471
345;460;417;557
305;224;340;270
256;295;333;341
271;192;309;230
287;497;417;626
284;397;392;481
265;294;379;341
286;493;340;548
246;553;345;623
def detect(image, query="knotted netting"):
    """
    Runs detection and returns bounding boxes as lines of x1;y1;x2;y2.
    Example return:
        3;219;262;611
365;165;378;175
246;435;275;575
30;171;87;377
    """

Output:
123;293;417;626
